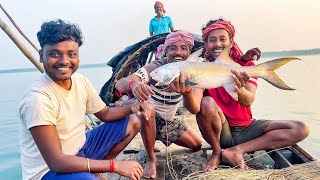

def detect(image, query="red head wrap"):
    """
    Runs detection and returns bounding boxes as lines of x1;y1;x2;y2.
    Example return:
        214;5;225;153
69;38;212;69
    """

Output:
154;1;166;14
202;20;243;61
156;30;194;59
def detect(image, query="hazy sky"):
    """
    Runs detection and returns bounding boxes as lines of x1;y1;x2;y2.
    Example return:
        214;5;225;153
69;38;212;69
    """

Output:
1;0;319;70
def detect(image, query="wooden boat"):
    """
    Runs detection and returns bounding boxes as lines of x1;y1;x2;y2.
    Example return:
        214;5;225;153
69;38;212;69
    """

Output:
99;34;318;179
1;5;317;178
99;33;204;105
100;111;317;179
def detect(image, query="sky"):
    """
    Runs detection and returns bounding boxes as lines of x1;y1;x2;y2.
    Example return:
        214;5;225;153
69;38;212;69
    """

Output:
1;0;319;70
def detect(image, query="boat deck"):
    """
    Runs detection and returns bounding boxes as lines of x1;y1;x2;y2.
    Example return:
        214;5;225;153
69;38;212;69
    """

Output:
99;109;316;179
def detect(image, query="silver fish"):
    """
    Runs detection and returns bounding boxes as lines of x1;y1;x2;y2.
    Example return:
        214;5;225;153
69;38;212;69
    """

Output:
150;45;299;100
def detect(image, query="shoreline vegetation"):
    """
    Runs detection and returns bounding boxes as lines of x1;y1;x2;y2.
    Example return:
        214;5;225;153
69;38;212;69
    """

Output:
2;49;319;73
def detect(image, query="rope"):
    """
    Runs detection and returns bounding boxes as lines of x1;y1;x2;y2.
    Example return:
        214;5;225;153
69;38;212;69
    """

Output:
165;94;178;179
182;161;320;180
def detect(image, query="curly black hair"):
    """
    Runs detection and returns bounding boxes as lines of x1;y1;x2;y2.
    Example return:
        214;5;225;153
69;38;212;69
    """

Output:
37;19;83;48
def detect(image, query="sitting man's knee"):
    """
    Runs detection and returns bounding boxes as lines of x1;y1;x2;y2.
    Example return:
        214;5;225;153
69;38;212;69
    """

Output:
200;96;218;113
191;143;202;151
128;115;141;132
146;102;156;118
139;102;156;123
293;121;309;140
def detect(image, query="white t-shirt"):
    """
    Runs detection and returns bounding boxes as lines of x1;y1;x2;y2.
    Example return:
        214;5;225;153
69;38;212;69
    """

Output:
19;73;106;180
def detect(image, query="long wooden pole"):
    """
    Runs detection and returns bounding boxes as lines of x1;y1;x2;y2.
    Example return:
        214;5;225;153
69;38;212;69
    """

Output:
0;17;44;73
0;4;39;52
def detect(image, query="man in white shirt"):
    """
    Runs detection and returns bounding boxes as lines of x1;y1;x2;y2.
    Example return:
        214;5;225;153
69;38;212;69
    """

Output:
19;19;155;180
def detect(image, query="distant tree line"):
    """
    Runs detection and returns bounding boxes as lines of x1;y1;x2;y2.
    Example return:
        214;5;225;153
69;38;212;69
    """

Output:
262;49;320;57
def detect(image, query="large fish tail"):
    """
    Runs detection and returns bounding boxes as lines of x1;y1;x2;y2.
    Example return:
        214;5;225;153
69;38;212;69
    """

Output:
257;57;300;90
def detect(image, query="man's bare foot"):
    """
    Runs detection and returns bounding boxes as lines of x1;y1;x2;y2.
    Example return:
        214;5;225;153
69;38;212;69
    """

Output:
143;160;157;179
202;152;222;171
222;147;248;169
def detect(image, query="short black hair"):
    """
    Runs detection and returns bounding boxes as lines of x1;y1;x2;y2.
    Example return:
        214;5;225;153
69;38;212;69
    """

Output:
37;19;83;48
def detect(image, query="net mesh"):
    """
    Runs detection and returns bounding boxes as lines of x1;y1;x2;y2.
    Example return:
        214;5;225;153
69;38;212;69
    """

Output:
183;161;320;180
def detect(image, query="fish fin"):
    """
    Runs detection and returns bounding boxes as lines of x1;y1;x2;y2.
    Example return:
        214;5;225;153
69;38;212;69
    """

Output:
215;45;240;66
258;57;300;90
186;48;206;62
223;83;239;101
185;81;198;87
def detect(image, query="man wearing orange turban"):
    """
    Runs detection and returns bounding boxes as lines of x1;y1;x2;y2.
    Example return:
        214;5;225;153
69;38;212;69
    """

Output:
115;30;203;179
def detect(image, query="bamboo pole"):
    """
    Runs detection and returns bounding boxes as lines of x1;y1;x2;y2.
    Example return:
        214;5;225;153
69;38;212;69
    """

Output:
0;4;39;52
0;17;44;73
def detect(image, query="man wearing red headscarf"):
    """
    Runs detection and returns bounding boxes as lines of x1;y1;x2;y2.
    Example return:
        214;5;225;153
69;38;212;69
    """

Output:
115;30;203;178
149;1;174;36
184;19;309;171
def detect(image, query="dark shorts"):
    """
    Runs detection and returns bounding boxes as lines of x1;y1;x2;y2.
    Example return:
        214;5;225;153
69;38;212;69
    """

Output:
220;119;271;148
42;117;129;180
155;114;187;146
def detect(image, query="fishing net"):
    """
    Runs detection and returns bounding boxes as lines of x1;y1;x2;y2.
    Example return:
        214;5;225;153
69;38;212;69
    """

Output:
183;161;320;180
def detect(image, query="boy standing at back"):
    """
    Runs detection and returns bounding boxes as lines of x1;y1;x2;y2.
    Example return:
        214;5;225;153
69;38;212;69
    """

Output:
149;1;174;36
